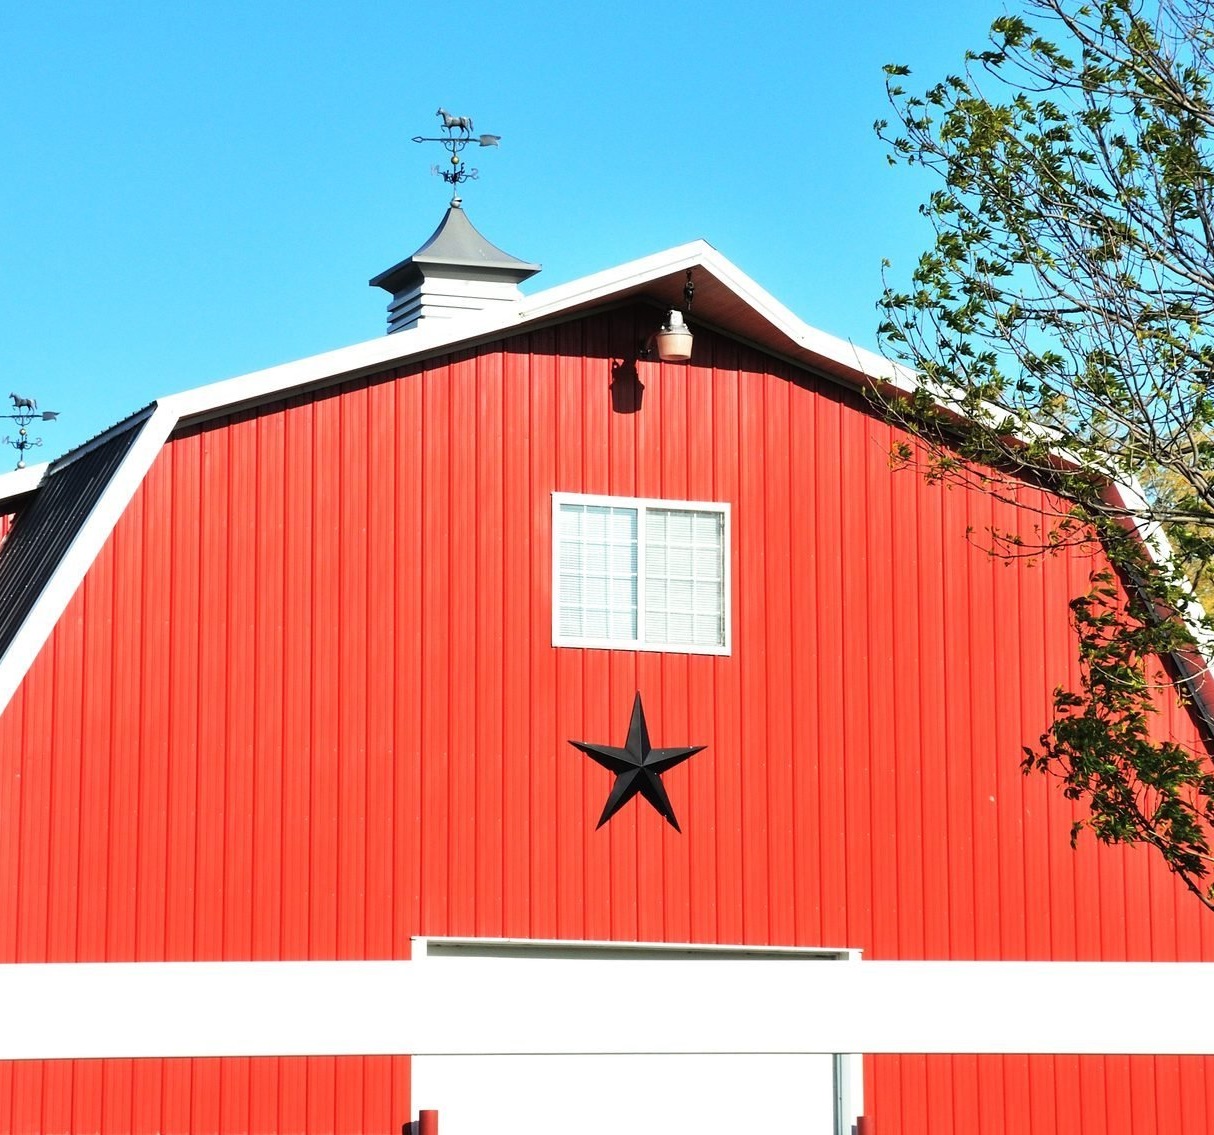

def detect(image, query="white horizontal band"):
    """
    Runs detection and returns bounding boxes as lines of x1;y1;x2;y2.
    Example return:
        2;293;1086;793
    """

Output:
1;953;1206;1060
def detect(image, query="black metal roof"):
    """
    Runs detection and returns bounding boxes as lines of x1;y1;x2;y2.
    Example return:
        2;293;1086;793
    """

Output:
0;419;145;662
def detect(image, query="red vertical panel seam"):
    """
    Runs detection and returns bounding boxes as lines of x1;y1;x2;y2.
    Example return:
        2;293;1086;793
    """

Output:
131;491;148;964
761;365;774;945
278;415;291;961
71;579;90;964
524;341;537;939
497;350;510;941
966;485;995;956
446;361;457;935
250;421;263;964
106;516;122;961
192;437;206;960
938;468;955;957
307;406;320;959
577;342;588;941
44;628;60;964
473;354;483;937
223;425;235;963
418;368;428;938
364;386;375;958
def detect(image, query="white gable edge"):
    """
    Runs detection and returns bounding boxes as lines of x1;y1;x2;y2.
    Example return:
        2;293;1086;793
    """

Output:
0;405;179;716
163;241;909;426
0;463;50;511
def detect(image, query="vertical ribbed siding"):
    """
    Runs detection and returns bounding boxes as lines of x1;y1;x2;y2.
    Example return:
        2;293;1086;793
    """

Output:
0;303;1213;1132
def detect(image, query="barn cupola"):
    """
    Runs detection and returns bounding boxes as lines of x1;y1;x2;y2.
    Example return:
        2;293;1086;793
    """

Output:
372;110;540;333
369;199;541;334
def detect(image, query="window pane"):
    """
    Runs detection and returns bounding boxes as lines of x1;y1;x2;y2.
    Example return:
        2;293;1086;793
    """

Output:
692;511;719;541
584;576;608;607
582;506;608;540
557;502;639;643
668;611;694;643
644;506;725;648
609;610;637;639
611;577;637;608
609;510;636;542
560;575;583;606
647;612;668;642
560;542;582;572
694;614;723;645
583;608;609;639
559;606;583;637
610;542;637;575
667;544;693;577
667;578;693;611
665;510;693;542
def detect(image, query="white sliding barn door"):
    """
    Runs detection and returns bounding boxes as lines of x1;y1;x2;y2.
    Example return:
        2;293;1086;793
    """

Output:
409;938;861;1135
414;1052;839;1135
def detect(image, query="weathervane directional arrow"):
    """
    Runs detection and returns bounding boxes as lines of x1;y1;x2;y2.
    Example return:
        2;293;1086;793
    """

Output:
569;692;705;832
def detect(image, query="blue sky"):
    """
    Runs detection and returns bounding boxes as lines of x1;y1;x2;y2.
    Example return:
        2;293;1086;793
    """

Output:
2;1;998;459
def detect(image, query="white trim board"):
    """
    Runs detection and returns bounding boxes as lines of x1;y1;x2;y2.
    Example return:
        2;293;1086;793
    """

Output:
1;954;1210;1060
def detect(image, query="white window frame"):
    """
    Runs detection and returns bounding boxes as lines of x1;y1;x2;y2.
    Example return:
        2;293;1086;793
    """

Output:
552;491;732;656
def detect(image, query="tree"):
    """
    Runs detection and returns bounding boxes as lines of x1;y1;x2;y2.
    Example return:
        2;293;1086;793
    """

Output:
876;0;1214;906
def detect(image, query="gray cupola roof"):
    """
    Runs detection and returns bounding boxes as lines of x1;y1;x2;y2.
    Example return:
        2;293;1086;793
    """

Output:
369;203;541;334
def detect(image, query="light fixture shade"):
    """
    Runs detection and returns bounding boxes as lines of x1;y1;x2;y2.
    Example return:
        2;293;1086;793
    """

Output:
655;310;693;362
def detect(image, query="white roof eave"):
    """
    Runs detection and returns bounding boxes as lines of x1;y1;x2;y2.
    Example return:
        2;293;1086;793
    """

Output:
0;462;50;512
161;240;913;429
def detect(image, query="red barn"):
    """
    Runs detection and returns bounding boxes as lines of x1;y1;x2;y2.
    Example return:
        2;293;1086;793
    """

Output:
0;204;1212;1134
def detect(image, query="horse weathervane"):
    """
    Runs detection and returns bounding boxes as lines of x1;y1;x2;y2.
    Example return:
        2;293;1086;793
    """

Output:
412;108;502;205
2;392;59;469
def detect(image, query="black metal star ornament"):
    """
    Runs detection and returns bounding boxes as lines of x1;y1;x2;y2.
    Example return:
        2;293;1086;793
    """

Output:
569;692;706;832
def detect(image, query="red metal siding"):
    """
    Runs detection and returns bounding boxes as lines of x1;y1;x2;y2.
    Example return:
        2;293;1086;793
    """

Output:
1;303;1213;1132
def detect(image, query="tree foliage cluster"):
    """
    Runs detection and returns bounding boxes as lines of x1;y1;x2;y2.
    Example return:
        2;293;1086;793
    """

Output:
877;0;1214;905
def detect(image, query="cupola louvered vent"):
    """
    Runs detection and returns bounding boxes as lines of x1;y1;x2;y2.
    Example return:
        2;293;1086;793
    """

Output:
369;203;541;334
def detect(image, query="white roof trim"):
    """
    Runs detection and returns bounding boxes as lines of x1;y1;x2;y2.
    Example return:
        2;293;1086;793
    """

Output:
0;462;49;511
0;406;177;714
154;241;911;427
1102;475;1214;725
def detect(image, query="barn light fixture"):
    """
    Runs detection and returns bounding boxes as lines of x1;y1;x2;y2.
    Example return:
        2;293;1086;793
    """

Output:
652;310;694;361
640;270;697;363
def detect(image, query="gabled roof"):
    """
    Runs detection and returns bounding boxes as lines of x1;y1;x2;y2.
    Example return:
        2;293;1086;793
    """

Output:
0;239;948;715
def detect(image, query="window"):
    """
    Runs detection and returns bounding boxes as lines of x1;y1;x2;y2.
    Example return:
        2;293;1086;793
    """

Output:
552;493;730;654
